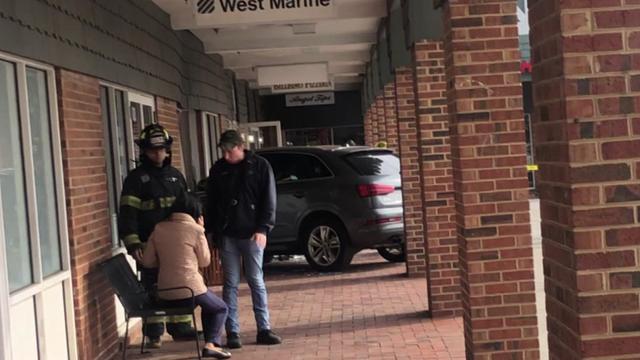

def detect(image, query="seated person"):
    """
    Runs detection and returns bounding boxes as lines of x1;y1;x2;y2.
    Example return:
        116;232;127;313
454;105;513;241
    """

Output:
142;193;231;359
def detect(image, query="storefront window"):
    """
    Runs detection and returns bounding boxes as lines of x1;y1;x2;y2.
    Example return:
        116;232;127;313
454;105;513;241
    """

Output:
26;67;61;276
100;85;155;248
0;59;32;291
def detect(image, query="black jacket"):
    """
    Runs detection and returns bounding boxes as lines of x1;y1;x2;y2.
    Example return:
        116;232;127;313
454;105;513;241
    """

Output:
205;151;276;240
118;160;187;253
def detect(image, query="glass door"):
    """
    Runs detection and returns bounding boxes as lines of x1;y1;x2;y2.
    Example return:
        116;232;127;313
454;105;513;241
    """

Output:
0;54;76;359
238;121;282;150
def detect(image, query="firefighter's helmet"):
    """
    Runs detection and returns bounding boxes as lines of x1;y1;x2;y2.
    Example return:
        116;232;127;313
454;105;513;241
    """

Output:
136;124;173;149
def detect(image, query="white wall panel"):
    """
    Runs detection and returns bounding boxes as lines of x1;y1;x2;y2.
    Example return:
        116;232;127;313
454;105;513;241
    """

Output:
41;284;69;360
10;297;38;360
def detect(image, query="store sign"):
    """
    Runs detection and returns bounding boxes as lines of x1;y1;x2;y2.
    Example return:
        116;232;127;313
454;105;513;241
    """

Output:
195;0;336;26
285;92;335;107
258;63;328;87
271;80;333;94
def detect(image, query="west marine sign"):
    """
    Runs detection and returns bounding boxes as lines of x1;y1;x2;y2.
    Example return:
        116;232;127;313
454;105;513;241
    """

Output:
195;0;336;26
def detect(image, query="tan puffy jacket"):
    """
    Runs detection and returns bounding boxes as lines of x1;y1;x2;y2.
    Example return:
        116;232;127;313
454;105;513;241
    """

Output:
142;213;211;300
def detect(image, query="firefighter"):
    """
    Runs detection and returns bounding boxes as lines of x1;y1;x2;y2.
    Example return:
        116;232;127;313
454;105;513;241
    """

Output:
118;123;197;348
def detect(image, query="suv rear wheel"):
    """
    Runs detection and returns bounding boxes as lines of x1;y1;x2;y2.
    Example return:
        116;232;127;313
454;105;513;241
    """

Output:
377;246;405;263
302;217;354;271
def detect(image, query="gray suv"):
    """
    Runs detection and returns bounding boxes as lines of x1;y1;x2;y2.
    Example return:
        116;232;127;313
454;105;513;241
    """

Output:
257;146;404;271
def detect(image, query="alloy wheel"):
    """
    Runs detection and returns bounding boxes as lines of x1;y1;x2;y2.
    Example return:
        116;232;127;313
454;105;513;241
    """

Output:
307;225;341;266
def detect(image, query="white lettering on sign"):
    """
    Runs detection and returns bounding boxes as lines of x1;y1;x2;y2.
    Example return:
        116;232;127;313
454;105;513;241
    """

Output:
219;0;266;12
270;0;331;9
285;92;335;107
271;81;333;94
195;0;336;27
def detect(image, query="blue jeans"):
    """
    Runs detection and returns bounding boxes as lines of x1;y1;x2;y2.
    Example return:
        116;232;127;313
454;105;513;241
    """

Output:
164;290;228;345
220;236;271;334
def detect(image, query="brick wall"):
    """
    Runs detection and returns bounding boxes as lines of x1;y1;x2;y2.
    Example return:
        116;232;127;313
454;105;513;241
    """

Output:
528;1;640;358
58;70;189;360
395;67;428;277
57;69;119;360
371;101;380;145
412;40;461;317
383;83;399;153
364;109;373;146
376;95;387;143
440;0;539;357
155;97;184;173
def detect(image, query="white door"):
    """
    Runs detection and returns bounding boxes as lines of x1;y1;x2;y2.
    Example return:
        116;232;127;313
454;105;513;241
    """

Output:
0;54;76;359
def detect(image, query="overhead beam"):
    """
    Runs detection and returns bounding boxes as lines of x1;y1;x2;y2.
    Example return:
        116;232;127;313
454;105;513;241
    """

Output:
223;50;370;69
160;0;387;30
333;74;364;83
204;33;376;53
329;64;366;74
233;63;365;80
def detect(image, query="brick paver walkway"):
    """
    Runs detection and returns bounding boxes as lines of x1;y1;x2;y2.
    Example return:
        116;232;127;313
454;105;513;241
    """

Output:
124;251;464;360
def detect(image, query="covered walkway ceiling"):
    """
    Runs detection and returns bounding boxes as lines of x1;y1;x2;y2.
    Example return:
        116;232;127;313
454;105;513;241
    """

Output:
153;0;387;92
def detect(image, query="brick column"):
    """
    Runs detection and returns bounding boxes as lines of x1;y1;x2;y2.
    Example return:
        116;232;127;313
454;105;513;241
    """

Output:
57;69;119;360
371;101;380;145
529;1;640;359
376;95;387;143
412;39;461;317
395;67;428;277
440;0;539;358
384;83;399;153
364;109;373;146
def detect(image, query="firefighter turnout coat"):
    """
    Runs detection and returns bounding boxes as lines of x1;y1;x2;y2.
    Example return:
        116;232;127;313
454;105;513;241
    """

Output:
118;161;188;253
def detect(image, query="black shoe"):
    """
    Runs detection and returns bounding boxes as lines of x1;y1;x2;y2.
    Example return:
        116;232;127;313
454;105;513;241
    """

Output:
202;347;232;359
145;336;162;349
167;322;198;341
256;329;282;345
226;332;242;349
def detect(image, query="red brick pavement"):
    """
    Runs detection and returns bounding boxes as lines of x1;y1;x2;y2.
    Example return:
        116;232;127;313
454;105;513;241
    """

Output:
123;251;464;360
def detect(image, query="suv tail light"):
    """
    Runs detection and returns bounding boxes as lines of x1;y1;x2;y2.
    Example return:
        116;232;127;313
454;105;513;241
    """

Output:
357;184;395;197
365;216;403;225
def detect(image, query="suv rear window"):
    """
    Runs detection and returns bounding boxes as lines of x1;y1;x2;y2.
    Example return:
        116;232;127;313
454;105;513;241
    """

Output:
344;152;400;176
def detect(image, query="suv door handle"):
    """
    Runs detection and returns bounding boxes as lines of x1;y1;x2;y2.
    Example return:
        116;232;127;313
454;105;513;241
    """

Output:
293;191;306;198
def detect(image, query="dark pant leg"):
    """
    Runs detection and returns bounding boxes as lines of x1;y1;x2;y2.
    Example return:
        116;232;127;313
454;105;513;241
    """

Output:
140;267;165;338
195;290;228;346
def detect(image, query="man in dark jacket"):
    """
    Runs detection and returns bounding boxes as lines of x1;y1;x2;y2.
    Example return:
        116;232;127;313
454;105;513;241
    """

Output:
118;124;196;348
205;130;281;348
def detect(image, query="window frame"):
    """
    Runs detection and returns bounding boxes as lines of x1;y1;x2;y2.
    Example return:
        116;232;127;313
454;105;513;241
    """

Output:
193;111;221;183
0;51;77;360
98;82;156;250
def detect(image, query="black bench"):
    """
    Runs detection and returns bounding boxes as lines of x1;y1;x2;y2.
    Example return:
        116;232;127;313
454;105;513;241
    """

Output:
98;253;202;360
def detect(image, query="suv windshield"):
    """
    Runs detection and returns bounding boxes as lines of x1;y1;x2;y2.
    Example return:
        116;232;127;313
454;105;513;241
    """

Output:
344;151;400;176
